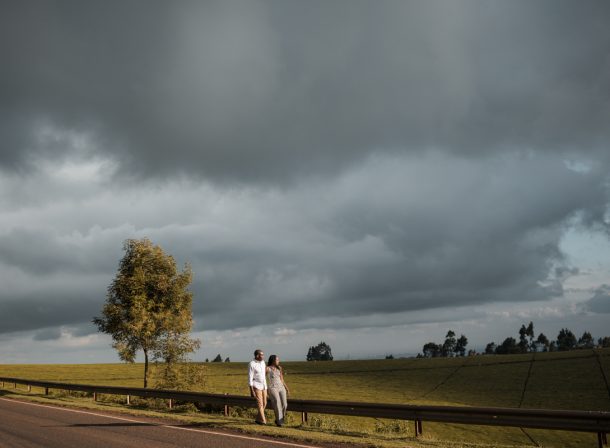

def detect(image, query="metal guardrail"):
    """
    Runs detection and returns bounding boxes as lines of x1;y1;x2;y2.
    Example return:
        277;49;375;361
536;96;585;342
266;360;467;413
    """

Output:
1;376;609;447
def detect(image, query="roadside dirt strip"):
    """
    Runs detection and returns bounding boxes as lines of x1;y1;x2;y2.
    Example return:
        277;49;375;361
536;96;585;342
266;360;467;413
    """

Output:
0;398;324;448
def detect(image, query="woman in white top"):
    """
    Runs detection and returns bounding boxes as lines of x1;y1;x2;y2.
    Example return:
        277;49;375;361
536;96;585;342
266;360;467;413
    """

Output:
266;354;290;426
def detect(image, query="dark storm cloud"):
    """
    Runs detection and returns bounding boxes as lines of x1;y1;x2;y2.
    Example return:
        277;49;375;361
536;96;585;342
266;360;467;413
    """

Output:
0;151;605;335
1;1;610;343
186;152;608;330
31;323;95;341
0;291;101;334
0;229;91;276
33;327;62;341
0;228;119;275
1;1;610;182
585;285;610;314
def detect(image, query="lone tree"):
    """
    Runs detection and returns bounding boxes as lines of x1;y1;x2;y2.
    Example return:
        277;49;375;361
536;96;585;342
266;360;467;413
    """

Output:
93;238;198;388
307;342;334;361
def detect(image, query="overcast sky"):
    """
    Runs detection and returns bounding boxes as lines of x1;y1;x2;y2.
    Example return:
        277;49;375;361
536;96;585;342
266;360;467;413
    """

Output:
1;0;610;364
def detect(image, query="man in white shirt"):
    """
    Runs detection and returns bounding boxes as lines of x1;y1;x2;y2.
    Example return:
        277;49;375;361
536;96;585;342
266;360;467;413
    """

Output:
248;348;268;424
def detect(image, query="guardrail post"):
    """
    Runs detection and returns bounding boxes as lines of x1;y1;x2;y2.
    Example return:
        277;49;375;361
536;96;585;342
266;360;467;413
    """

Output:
301;412;308;424
598;431;608;448
414;419;423;437
27;385;31;393
224;393;229;416
93;392;97;401
168;399;173;410
126;395;131;405
44;387;49;395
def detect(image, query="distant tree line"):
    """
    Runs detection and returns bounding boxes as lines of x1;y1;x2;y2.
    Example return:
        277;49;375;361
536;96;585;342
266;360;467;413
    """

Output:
418;323;610;358
419;330;469;358
484;322;610;355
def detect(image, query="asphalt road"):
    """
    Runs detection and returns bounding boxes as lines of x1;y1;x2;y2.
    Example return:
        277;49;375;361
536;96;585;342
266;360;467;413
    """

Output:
0;397;321;448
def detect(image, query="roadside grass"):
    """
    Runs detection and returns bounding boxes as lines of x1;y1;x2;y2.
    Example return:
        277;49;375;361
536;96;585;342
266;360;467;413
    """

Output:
1;348;609;448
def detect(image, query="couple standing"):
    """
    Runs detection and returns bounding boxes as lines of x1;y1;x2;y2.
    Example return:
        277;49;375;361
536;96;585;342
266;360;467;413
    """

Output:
248;349;290;426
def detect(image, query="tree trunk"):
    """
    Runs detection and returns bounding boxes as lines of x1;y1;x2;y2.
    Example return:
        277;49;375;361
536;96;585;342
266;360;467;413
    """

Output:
144;348;149;388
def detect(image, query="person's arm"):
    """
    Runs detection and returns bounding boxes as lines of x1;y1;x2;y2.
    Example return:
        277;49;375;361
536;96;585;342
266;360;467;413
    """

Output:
248;362;256;397
281;369;289;396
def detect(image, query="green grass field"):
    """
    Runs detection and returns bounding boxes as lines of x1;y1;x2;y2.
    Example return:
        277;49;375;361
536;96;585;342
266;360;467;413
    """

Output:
1;348;609;448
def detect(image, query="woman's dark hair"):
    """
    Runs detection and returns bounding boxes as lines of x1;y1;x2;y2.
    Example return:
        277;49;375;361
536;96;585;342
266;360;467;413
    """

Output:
267;354;279;367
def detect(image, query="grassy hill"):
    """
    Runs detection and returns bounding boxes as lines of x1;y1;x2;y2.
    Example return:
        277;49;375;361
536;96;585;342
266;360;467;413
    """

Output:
1;348;609;447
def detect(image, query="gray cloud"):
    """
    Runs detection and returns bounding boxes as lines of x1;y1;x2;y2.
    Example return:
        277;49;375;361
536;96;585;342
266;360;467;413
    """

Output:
0;284;104;334
585;285;610;314
191;152;608;330
33;327;62;341
0;150;607;335
0;227;123;276
1;1;610;183
1;1;610;359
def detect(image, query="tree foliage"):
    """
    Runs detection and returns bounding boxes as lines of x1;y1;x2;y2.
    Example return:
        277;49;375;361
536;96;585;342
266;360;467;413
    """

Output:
307;342;334;361
526;321;535;351
518;324;528;353
517;321;536;353
455;334;468;357
442;330;457;357
578;331;595;349
421;330;468;358
556;328;577;351
152;332;202;390
484;323;601;356
422;342;441;358
536;333;549;352
495;337;520;355
420;323;608;359
485;342;496;354
93;238;199;388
